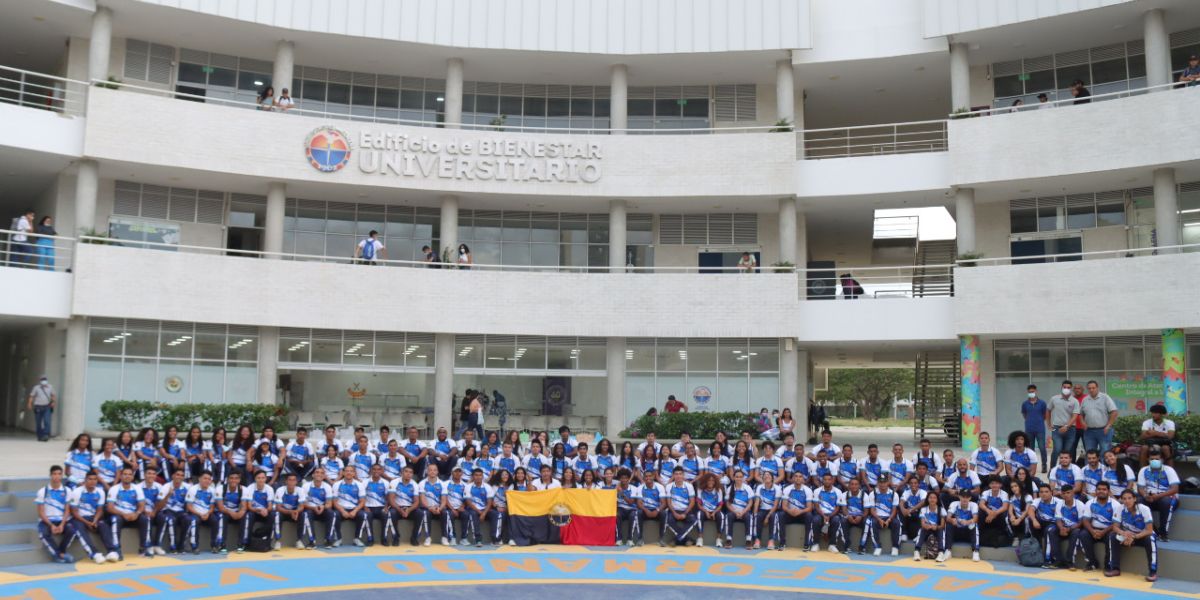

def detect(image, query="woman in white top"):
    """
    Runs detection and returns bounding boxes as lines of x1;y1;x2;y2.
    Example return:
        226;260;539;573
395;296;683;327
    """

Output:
257;87;275;111
777;408;797;437
457;244;473;269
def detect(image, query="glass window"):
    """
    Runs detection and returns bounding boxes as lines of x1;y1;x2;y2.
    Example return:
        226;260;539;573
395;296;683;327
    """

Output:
629;99;653;117
1030;347;1067;371
159;329;194;359
717;374;749;413
311;338;341;364
475;94;499;114
749;342;779;372
124;328;159;358
226;336;256;361
686;343;717;372
517;342;547;370
576;345;606;371
376;87;399;109
1096;201;1125;227
192;332;225;360
279;338;310;363
89;328;126;355
343;339;373;366
1037;201;1063;231
1025;70;1055;93
178;63;207;84
1055;65;1090;90
301;80;325;102
485;338;516;368
326;205;355;235
547;98;569;117
682;98;708;118
406;341;432;368
719;340;749;371
1091;58;1127;85
1105;346;1144;371
400;90;424;110
225;363;257;403
1010;207;1038;234
750;374;779;412
523;97;546;117
229;200;264;229
238;72;268;92
191;361;224;405
655;99;679;118
1066;202;1096;229
208;67;236;88
996;348;1030;372
1068;347;1105;371
327;83;350;106
626;374;656;418
626;343;655;371
352;86;375;107
993;75;1023;98
455;340;483;369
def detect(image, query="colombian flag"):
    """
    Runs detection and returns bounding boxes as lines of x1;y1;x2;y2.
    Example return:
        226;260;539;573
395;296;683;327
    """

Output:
508;489;616;546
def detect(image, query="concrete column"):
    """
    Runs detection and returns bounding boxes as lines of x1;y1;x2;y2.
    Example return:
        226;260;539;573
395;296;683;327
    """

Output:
778;196;798;265
797;348;810;440
88;6;113;82
439;195;459;261
74;159;99;236
778;339;798;420
256;328;279;404
606;337;626;435
609;199;627;270
264;182;286;255
433;333;455;431
775;59;795;126
609;64;628;134
62;318;88;436
978;337;997;439
1143;9;1172;88
1153;167;1180;251
445;58;464;129
272;40;295;99
796;211;808;270
949;42;971;112
954;187;976;256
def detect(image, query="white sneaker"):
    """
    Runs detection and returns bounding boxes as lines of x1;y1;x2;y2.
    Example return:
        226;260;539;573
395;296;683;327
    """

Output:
423;538;431;547
331;539;342;548
508;540;517;546
459;539;469;546
92;553;105;564
105;552;120;563
828;545;839;554
353;538;365;547
441;537;450;546
936;551;947;563
913;551;921;561
873;548;881;556
891;548;899;557
899;535;908;543
295;540;306;550
272;541;281;551
972;551;980;562
696;538;703;547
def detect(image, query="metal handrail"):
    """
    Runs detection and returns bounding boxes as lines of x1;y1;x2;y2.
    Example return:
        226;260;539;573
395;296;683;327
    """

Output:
954;80;1194;118
797;263;957;299
960;242;1200;265
95;79;785;136
0;65;89;116
0;228;76;271
800;120;948;159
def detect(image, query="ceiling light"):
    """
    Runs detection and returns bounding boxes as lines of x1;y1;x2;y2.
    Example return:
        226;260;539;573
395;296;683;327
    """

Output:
416;354;427;358
254;80;264;86
436;96;445;102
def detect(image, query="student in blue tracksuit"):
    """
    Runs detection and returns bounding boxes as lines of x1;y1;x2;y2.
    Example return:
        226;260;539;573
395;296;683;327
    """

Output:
488;469;513;545
947;488;982;562
726;469;756;549
215;471;248;554
301;468;334;548
1054;485;1090;569
1136;449;1180;542
1030;485;1064;568
694;473;725;548
182;427;206;481
754;471;783;550
139;467;167;556
780;471;815;551
159;426;185;480
94;438;123;489
915;492;948;563
1083;482;1119;572
185;471;223;554
332;465;368;547
1105;489;1158;582
637;468;667;546
36;466;75;563
387;466;420;546
465;469;497;546
67;471;108;564
273;473;309;550
158;468;190;554
362;464;391;545
664;467;699;547
416;464;449;546
864;478;901;556
206;428;228;485
64;434;94;488
105;467;148;560
320;444;346;483
284;427;315;480
615;468;642;546
834;478;870;554
132;429;160;483
444;467;469;545
242;471;274;552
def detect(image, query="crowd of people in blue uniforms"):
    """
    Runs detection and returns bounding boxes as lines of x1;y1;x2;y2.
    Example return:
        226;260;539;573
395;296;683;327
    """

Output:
35;422;1179;582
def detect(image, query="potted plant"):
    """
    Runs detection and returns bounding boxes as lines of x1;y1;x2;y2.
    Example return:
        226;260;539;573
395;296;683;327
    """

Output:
950;107;973;120
78;227;113;245
95;76;122;90
770;118;793;133
956;252;984;267
489;115;508;132
770;261;795;273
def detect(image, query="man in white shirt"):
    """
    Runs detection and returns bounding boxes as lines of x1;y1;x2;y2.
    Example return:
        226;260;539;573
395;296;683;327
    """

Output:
11;210;34;267
1136;449;1180;541
276;88;296;111
355;230;386;265
1138;404;1176;467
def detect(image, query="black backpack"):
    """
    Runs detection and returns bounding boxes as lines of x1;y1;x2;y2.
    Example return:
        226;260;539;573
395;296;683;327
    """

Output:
246;521;273;552
1016;536;1042;567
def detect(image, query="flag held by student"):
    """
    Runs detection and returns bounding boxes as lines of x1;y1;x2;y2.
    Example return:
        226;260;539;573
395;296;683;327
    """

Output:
507;488;616;546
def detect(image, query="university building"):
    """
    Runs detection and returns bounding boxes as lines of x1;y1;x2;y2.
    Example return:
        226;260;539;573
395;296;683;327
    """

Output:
0;0;1198;448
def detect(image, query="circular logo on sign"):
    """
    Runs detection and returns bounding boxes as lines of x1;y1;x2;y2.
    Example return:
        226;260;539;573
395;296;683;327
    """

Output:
164;376;184;394
548;502;572;527
305;127;351;172
692;386;712;407
545;384;566;406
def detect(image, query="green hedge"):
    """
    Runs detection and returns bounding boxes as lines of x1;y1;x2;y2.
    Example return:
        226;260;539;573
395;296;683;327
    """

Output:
99;400;289;433
1112;413;1200;451
619;411;759;439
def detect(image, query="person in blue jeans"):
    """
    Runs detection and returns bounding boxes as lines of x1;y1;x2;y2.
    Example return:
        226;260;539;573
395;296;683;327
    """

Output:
26;377;56;442
1020;385;1048;471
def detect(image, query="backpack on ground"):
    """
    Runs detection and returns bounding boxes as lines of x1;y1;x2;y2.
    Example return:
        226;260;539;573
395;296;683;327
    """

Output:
1016;537;1042;567
246;521;273;552
924;534;940;559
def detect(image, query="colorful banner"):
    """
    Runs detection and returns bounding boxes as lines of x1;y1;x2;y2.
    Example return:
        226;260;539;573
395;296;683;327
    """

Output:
1105;374;1164;415
1162;328;1188;415
508;489;616;546
960;335;981;452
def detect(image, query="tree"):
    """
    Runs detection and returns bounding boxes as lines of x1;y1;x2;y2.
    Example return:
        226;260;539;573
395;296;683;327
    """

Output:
817;368;914;421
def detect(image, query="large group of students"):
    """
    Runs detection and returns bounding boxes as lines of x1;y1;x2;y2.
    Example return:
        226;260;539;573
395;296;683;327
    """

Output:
34;417;1181;582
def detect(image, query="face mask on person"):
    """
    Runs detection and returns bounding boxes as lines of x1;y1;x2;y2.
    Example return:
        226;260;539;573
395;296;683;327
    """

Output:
1027;392;1036;399
1149;459;1163;469
1062;388;1072;396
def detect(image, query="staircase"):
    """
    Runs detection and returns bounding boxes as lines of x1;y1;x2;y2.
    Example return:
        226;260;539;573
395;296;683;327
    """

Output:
912;239;956;297
913;351;961;443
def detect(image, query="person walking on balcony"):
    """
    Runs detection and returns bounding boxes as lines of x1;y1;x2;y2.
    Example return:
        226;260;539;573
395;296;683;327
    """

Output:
27;375;56;442
1021;385;1048;472
34;216;57;271
355;230;385;266
1048;381;1081;467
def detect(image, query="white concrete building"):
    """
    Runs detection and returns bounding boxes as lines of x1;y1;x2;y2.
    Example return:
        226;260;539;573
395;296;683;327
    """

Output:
0;0;1197;448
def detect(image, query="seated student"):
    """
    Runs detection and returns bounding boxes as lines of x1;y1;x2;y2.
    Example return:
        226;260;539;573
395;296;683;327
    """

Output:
332;465;368;547
184;471;224;554
349;437;378;482
725;469;756;549
1053;484;1088;570
864;478;900;556
911;462;940;494
678;444;704;483
1029;485;1064;568
935;449;957;490
37;466;78;564
899;476;928;543
316;426;343;459
139;466;166;557
372;426;396;456
476;445;497;481
380;440;408;483
531;464;561;491
785;448;813;487
489;469;515;545
654;446;676;487
914;492;948;563
464;469;497;547
636;432;664;457
941;458;982;507
781;471;815;551
94;439;123;490
571;442;598;478
1007;480;1034;540
427;428;459;478
284;428;315;480
182;427;207;481
65;434;94;489
977;478;1011;548
705;443;732;486
1082;481;1119;571
319;445;345;483
241;470;275;553
399;428;428;477
362;464;391;546
807;429;839;462
386;466;420;546
809;454;840;489
858;444;886;490
1004;433;1040;479
444;468;469;545
556;426;579;459
664;467;700;547
157;468;191;554
755;442;785;486
1139;405;1176;467
67;470;108;563
214;471;247;554
753;471;783;551
615;468;643;546
1047;452;1084;500
836;445;858;489
1081;450;1105;500
778;433;797;461
300;468;334;548
1105;489;1159;582
912;438;944;475
105;467;148;560
969;432;1006;486
495;442;521;476
415;464;449;546
812;473;845;552
693;473;725;548
250;442;281;487
1101;450;1137;498
834;478;870;554
1136;448;1179;542
947;488;982;562
272;473;308;550
670;432;693;459
885;443;914;486
638;468;667;546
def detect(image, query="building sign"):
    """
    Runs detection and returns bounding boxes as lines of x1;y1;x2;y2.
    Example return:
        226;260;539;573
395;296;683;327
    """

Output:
305;127;352;172
355;131;603;183
1106;374;1164;415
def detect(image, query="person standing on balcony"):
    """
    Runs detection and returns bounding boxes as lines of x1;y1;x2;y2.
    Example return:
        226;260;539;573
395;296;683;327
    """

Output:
421;245;439;268
457;244;473;269
1070;80;1091;105
355;230;385;266
737;252;757;273
27;375;56;442
276;88;295;111
1036;93;1052;109
257;86;276;111
11;209;34;267
1021;385;1049;471
35;216;57;271
1048;381;1080;468
1178;55;1200;87
664;395;688;414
